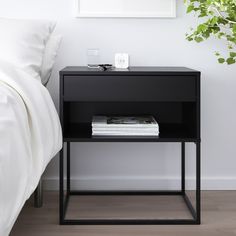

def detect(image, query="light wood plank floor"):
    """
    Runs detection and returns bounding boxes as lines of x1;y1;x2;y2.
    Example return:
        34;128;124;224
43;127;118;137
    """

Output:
11;191;236;236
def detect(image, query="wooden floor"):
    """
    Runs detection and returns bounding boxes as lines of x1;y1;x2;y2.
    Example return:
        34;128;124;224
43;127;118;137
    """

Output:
11;191;236;236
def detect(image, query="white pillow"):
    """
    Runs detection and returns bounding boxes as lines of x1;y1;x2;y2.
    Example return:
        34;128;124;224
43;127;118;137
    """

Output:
0;18;56;80
41;33;62;85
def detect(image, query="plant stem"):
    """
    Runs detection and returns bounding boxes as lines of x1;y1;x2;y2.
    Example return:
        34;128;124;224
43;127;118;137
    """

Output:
210;6;236;24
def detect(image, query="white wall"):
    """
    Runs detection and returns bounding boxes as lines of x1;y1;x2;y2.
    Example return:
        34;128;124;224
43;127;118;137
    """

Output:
0;0;236;190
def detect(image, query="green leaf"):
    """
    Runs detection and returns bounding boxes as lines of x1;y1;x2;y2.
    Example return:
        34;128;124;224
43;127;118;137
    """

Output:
217;32;225;39
218;58;225;63
187;5;195;13
211;16;218;25
202;31;210;39
197;24;208;32
195;36;204;42
233;24;236;34
230;52;236;57
226;57;236;65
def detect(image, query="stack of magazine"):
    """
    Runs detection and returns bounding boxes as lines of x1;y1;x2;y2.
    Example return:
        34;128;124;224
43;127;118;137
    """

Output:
92;116;159;136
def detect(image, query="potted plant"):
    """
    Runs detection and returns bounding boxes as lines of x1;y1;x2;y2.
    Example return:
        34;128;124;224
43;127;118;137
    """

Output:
185;0;236;64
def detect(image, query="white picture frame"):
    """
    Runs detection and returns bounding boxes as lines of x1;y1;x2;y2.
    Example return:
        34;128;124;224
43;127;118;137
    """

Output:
76;0;176;18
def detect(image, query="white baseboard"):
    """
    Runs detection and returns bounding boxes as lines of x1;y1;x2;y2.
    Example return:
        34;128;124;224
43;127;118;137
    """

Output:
43;176;236;191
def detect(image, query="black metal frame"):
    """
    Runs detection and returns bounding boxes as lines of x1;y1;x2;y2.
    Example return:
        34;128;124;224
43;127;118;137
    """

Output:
60;140;201;225
34;178;43;208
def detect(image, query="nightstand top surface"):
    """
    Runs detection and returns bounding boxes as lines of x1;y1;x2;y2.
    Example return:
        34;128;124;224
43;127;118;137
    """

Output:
60;66;200;75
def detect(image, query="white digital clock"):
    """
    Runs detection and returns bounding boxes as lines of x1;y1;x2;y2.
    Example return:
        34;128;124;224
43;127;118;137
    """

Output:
115;53;129;69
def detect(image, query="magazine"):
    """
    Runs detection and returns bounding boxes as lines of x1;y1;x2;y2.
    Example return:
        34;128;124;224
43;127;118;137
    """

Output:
93;127;159;132
92;132;159;136
92;116;159;128
92;116;159;136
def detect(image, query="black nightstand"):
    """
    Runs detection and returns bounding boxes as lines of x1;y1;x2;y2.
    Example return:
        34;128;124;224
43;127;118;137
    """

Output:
59;66;201;225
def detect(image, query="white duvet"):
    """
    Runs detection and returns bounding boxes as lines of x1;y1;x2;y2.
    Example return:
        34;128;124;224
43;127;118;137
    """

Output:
0;59;62;236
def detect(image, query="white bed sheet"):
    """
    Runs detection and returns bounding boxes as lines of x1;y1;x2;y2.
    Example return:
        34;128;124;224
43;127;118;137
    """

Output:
0;59;62;236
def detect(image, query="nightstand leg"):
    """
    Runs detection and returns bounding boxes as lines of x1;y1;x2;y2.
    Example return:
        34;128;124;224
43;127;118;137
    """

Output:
59;143;64;224
181;142;185;194
67;142;70;194
34;178;43;208
196;141;201;224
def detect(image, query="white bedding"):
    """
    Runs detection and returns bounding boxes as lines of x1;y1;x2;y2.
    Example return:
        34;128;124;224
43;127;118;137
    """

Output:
0;59;62;236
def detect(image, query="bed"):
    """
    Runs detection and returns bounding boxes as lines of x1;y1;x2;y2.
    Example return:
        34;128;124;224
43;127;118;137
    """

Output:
0;18;62;236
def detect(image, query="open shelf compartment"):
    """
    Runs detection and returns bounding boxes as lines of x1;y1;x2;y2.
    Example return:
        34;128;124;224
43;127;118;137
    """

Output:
63;101;198;142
